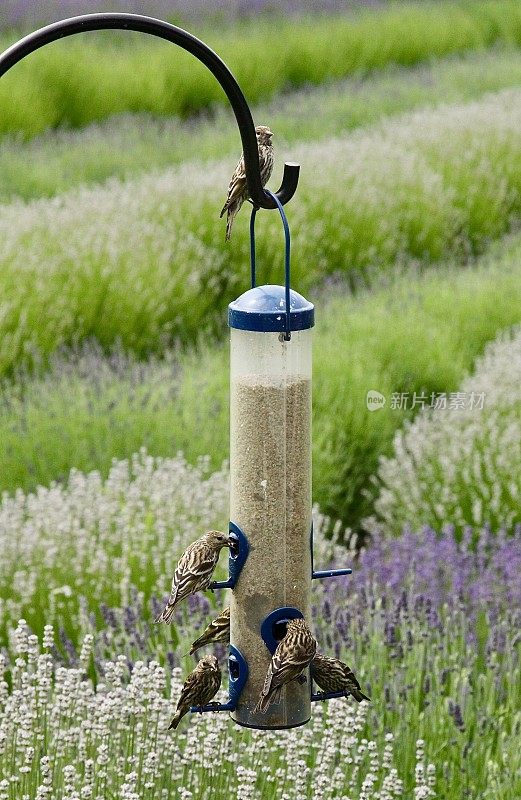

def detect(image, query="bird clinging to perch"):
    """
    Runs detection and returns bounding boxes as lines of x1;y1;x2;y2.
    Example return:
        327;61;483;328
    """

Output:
189;606;230;655
220;124;274;241
254;618;317;713
311;653;370;702
168;654;222;730
155;531;233;623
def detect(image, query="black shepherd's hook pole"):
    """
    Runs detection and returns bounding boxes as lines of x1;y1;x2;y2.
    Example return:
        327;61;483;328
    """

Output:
0;13;300;209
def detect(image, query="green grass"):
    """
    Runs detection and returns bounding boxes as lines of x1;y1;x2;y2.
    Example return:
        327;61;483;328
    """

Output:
4;232;521;530
3;47;521;202
2;89;521;380
1;1;521;138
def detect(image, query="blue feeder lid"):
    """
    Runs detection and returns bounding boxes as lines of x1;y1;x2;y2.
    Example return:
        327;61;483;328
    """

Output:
228;285;314;332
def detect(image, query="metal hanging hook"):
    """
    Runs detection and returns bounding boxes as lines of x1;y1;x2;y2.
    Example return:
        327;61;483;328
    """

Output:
250;189;292;340
0;13;300;209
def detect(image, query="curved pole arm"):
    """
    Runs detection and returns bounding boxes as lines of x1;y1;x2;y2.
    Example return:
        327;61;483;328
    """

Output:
0;13;299;209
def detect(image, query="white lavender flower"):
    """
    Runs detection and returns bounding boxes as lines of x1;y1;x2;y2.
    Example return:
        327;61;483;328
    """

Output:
368;325;521;535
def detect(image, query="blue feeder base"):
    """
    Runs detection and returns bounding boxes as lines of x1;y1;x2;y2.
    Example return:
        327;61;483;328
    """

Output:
208;521;249;590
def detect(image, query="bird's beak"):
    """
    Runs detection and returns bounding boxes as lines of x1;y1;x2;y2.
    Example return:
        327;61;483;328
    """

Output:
227;535;238;553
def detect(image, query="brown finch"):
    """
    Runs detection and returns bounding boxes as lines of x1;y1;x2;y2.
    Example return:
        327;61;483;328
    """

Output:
254;618;317;713
168;654;221;730
189;606;230;655
312;653;370;702
155;531;233;623
220;124;274;241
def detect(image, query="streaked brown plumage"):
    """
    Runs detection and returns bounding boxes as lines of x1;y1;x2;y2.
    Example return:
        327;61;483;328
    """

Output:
254;618;317;713
220;124;274;241
168;654;221;730
189;607;230;655
312;652;370;702
155;531;232;623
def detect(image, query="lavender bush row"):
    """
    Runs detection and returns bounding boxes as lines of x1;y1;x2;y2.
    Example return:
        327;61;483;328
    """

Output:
0;450;229;641
1;551;520;798
2;89;521;378
1;595;519;800
0;624;413;800
5;48;521;204
3;446;521;646
321;525;521;633
3;234;521;530
369;326;521;537
0;449;342;644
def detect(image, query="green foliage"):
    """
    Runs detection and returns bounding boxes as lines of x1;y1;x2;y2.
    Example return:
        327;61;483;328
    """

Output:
3;234;521;530
1;1;521;138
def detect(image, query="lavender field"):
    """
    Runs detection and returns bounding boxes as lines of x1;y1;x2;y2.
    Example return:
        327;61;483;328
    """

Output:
1;1;521;797
0;454;519;798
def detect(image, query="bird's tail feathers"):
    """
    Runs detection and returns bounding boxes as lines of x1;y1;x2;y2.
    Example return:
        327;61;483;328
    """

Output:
254;685;281;714
168;710;182;730
154;599;177;624
253;694;268;713
271;686;282;707
224;198;244;241
352;689;371;703
225;216;233;242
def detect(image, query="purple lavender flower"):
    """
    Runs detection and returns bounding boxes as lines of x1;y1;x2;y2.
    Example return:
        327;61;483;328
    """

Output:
58;627;78;666
449;700;465;732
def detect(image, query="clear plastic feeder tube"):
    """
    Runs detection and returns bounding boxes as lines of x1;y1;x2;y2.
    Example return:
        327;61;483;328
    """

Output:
230;327;312;729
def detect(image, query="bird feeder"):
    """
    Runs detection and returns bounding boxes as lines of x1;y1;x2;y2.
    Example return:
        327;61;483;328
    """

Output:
228;197;314;728
0;12;353;733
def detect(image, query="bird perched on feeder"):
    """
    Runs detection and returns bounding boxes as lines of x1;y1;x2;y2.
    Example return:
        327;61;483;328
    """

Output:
188;606;230;655
168;654;221;730
220;124;274;241
155;531;233;623
254;618;317;713
312;653;370;703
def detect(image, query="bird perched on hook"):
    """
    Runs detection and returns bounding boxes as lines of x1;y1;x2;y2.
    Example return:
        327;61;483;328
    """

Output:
312;653;370;703
220;124;274;241
155;531;233;623
188;606;230;655
168;654;221;730
254;618;317;713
